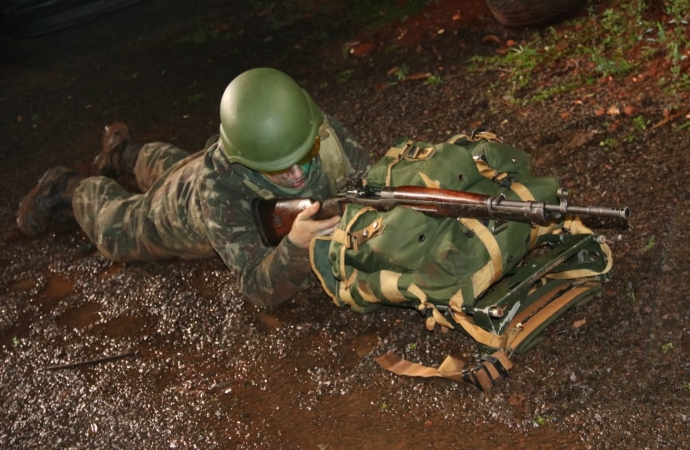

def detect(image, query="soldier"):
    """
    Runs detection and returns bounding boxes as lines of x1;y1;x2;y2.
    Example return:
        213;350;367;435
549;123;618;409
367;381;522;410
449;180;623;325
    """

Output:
16;68;371;307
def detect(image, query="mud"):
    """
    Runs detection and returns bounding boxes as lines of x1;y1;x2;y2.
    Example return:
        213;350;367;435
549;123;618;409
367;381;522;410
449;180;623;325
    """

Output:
1;0;689;449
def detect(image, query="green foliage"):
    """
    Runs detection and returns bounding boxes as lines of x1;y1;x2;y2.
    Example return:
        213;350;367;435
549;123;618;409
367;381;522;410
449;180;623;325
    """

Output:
394;65;409;81
187;93;204;103
424;74;443;85
599;137;618;149
534;415;552;426
12;336;19;347
662;342;674;352
407;342;418;350
338;70;354;84
645;235;655;252
632;115;650;130
468;0;690;105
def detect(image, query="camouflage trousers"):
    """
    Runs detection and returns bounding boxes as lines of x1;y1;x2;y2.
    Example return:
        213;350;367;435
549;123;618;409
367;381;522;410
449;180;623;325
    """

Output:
72;142;216;262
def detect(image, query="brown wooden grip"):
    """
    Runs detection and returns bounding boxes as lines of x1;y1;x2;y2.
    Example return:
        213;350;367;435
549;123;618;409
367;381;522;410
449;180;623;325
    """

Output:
252;198;316;246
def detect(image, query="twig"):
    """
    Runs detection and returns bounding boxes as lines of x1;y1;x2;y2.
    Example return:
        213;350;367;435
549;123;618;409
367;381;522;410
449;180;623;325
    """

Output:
43;350;139;371
652;109;690;129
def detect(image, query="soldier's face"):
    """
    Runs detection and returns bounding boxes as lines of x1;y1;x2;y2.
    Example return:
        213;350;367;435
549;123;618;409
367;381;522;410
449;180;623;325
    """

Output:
263;164;308;190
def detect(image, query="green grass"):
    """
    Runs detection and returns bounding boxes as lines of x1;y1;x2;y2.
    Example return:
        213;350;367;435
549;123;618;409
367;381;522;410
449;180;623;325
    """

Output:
468;0;690;106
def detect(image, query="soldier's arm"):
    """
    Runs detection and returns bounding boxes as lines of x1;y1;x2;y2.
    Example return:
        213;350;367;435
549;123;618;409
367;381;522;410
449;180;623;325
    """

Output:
202;188;313;308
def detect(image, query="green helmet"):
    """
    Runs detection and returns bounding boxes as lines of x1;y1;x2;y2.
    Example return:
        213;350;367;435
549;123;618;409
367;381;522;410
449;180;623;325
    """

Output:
219;68;324;173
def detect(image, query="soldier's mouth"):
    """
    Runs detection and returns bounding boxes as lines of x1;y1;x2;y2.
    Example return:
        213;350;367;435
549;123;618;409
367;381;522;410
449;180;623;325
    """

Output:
289;178;306;188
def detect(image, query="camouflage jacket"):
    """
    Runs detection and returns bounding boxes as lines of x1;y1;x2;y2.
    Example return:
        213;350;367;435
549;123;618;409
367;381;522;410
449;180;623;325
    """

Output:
146;114;370;307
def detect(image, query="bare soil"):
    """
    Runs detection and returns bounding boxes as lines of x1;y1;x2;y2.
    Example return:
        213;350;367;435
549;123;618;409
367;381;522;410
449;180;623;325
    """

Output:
1;0;689;449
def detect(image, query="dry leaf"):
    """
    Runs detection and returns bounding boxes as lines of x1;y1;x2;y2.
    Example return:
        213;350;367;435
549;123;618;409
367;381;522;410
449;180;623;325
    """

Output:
607;105;621;116
572;319;586;329
405;72;432;81
350;42;375;57
374;82;390;92
623;105;637;116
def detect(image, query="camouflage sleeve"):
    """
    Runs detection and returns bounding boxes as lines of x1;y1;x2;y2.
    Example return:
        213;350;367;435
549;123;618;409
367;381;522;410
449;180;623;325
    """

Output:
324;113;371;175
201;176;312;308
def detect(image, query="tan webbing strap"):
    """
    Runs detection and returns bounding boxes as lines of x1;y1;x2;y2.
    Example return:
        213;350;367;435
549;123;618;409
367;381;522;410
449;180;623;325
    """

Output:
506;285;595;351
407;282;427;306
509;281;574;328
474;159;500;180
343;268;359;290
447;131;504;145
383;141;436;186
384;141;412;186
338;281;360;310
471;130;503;143
448;289;466;317
348;219;386;251
473;158;549;248
331;228;351;247
407;283;455;331
431;306;455;330
375;350;512;391
459;218;503;296
375;351;466;383
419;172;441;189
356;280;380;303
447;133;469;144
338;207;376;278
380;270;407;303
450;310;511;349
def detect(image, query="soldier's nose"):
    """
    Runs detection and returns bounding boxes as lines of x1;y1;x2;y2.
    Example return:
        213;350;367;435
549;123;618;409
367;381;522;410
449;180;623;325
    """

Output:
285;165;303;179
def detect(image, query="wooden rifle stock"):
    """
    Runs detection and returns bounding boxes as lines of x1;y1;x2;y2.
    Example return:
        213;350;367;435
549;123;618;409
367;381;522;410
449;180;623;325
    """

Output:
252;186;630;247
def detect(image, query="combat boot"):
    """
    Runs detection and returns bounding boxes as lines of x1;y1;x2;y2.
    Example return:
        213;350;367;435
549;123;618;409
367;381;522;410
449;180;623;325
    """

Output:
17;167;84;238
92;122;143;177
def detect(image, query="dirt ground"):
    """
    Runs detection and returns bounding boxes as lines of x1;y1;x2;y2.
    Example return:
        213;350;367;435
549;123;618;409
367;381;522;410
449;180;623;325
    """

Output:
1;0;689;448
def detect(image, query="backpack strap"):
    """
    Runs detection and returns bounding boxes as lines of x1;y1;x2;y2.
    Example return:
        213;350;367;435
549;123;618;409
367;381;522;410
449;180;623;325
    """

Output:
375;349;513;392
318;121;352;194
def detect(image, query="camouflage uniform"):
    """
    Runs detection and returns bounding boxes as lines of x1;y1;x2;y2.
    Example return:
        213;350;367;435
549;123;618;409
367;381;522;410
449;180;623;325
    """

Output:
72;115;370;307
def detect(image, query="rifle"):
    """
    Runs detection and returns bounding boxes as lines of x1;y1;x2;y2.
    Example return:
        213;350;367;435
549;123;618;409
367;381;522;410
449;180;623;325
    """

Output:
252;185;630;247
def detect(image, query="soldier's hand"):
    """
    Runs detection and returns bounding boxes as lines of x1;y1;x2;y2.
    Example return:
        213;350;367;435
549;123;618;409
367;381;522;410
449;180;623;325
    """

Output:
287;201;341;249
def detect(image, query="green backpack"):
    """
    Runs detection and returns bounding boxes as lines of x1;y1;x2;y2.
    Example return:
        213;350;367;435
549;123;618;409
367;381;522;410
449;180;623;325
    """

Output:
309;132;613;389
